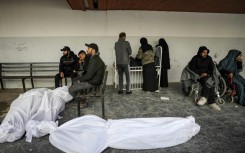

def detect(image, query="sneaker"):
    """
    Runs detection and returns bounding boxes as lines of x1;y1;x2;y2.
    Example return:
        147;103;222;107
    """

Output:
126;91;132;94
118;90;123;94
209;103;221;111
155;90;160;93
197;97;207;106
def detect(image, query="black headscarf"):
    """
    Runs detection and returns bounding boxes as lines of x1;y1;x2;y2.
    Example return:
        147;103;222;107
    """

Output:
156;38;170;69
197;46;210;57
140;37;153;53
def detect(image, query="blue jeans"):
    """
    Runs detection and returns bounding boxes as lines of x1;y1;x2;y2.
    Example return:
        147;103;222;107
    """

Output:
117;64;130;92
233;75;245;106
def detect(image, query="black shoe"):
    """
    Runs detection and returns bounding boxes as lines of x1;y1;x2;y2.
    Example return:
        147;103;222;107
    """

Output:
118;90;123;94
126;91;132;94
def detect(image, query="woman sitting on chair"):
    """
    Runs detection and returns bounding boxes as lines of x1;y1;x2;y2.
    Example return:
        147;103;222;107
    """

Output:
189;46;221;111
218;50;245;106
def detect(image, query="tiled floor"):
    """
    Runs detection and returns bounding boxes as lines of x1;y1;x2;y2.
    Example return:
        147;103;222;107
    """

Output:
0;83;245;153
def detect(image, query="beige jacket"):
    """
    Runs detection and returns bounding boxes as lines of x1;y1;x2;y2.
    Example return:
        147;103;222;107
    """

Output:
136;48;154;65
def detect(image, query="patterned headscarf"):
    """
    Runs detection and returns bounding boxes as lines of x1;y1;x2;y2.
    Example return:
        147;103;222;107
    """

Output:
218;50;242;75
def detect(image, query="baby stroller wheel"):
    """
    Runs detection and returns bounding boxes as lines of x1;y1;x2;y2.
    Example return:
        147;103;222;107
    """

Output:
216;98;225;105
182;84;194;96
225;95;234;103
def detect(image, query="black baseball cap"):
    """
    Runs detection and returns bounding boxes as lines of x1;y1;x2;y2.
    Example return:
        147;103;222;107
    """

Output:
60;46;70;51
78;50;86;55
85;43;98;52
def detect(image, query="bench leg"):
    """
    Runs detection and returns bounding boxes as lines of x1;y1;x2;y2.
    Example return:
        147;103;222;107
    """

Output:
0;79;4;90
65;78;67;86
102;95;105;119
22;78;26;92
60;79;63;87
77;98;80;117
31;78;34;88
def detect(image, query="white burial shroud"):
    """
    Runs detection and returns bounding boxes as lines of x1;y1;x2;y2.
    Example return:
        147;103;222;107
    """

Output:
0;87;73;143
0;87;200;152
49;115;200;153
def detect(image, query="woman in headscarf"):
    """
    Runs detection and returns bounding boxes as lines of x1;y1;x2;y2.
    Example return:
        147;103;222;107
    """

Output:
218;50;245;106
136;37;158;92
156;38;170;87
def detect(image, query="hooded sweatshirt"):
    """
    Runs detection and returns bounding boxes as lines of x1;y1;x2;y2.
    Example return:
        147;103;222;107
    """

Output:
59;51;79;73
189;46;214;75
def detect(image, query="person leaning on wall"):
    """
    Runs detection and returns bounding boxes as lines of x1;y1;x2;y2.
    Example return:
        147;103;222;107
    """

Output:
55;46;79;88
114;32;132;94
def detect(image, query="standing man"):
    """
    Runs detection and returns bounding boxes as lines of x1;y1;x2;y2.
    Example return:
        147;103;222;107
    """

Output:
55;46;78;88
115;32;132;94
68;43;105;98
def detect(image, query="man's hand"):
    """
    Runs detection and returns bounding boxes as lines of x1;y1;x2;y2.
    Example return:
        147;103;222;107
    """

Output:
200;73;208;78
236;56;243;61
60;72;64;78
227;73;233;78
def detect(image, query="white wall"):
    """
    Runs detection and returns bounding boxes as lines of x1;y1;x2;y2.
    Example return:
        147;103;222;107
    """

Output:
0;0;245;88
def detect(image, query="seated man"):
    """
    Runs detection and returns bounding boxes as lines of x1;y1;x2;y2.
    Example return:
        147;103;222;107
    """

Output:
189;46;221;111
68;43;105;98
72;50;90;85
74;50;90;76
55;46;79;88
218;50;245;106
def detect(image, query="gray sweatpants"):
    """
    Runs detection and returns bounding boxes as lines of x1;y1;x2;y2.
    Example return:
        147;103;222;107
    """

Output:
68;81;95;98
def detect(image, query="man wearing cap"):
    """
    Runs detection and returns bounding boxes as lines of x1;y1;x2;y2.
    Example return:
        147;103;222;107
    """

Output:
68;43;105;98
55;46;79;88
189;46;221;111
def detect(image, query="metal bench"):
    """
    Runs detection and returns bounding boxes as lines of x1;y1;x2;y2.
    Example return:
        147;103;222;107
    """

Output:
76;66;108;119
0;62;59;91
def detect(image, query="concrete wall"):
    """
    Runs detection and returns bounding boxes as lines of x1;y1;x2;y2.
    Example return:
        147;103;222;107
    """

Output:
1;0;245;88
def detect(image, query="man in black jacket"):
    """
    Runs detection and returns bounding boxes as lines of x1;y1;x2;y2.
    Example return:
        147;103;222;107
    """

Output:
75;50;90;76
68;43;105;98
55;46;79;88
189;46;221;111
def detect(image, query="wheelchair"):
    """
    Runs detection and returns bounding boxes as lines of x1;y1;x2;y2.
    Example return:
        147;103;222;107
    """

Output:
181;64;226;105
222;76;237;103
